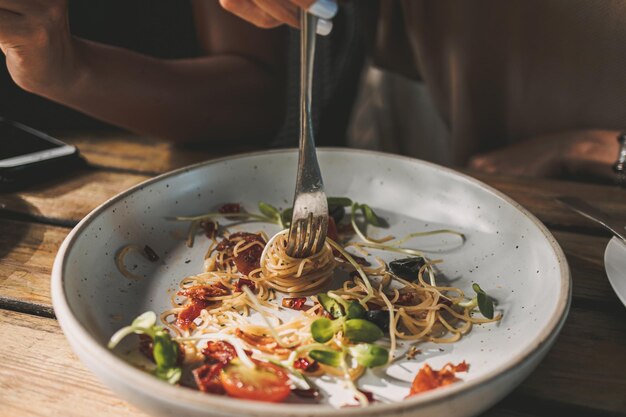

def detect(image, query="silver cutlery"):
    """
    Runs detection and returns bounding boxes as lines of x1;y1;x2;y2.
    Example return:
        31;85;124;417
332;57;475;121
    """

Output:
556;196;626;244
286;11;328;258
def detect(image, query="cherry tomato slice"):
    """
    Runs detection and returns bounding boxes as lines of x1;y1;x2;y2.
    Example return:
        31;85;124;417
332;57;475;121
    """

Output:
220;359;291;403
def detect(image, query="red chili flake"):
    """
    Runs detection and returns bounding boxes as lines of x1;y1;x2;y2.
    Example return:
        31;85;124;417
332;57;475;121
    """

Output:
179;283;229;301
292;388;320;399
407;361;469;397
193;363;226;394
202;341;237;365
293;357;319;373
200;220;218;239
176;299;209;330
143;245;160;262
235;278;256;292
282;297;308;311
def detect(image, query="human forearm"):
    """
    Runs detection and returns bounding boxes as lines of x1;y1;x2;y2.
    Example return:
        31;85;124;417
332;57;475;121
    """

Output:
35;37;285;143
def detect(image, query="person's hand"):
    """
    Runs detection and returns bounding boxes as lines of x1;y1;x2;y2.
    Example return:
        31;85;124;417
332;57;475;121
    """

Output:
219;0;338;35
468;130;622;181
0;0;78;96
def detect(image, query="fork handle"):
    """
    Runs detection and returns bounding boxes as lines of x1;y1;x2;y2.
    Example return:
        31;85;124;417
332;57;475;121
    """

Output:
295;11;324;195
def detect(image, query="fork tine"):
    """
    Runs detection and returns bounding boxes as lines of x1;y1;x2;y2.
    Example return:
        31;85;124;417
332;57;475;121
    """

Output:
294;219;308;258
313;216;327;253
300;215;318;258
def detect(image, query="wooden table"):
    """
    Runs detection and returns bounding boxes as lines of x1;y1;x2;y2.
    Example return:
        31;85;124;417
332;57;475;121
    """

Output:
1;132;625;417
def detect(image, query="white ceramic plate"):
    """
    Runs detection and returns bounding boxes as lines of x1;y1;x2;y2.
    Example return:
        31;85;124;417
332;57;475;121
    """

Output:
604;237;626;308
52;149;570;417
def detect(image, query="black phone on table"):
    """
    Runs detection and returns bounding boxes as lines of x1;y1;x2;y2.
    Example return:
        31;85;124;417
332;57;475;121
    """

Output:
0;117;84;189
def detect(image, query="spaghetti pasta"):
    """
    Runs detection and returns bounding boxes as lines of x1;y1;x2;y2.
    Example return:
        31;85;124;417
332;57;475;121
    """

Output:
110;199;502;406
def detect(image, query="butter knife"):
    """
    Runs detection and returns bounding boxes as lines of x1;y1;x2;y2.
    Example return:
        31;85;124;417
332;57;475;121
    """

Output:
556;196;626;244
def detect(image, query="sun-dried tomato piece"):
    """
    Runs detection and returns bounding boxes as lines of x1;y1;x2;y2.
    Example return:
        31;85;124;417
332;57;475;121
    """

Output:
177;299;209;330
396;291;419;306
193;363;226;394
218;203;241;214
234;329;292;356
407;361;469;397
233;244;263;275
293;357;319;373
327;217;339;242
179;283;229;301
202;341;238;365
282;297;308;311
234;278;256;292
200;220;218;239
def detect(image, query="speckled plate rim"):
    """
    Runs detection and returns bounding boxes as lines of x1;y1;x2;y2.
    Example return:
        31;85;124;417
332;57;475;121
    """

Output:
51;147;571;416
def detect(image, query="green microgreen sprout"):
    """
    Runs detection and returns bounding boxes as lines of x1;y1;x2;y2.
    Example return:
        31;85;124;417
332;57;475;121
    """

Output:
107;311;182;384
458;283;495;319
310;295;384;344
258;202;281;224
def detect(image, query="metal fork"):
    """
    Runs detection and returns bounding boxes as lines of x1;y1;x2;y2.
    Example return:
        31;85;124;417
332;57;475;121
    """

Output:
285;11;328;258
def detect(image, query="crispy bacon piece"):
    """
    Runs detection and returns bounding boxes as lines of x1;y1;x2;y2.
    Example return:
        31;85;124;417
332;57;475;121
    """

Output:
179;283;229;300
293;357;319;373
193;363;226;394
177;299;209;330
282;297;308;311
235;329;292;356
407;362;469;397
234;278;256;292
202;341;238;365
